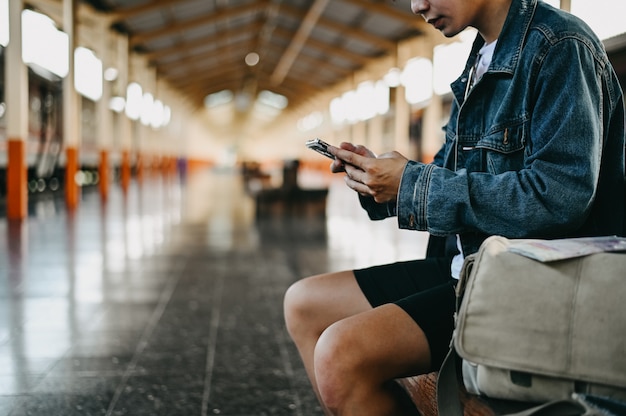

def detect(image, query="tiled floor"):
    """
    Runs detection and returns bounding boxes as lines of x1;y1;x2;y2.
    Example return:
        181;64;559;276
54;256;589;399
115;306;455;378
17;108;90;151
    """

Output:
0;168;428;416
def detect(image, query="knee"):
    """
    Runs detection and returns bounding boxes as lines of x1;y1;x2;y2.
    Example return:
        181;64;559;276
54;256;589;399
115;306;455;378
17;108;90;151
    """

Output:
314;322;363;413
283;278;313;338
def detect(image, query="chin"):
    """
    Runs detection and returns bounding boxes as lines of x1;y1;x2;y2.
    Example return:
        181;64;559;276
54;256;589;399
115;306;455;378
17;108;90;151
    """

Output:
441;27;464;38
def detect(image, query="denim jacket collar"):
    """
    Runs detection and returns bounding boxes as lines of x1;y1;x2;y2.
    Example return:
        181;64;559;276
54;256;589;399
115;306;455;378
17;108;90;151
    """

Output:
451;0;538;104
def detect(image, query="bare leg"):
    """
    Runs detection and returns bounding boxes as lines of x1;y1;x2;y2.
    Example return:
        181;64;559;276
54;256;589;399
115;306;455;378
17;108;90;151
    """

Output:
284;271;430;415
314;303;431;416
283;270;372;413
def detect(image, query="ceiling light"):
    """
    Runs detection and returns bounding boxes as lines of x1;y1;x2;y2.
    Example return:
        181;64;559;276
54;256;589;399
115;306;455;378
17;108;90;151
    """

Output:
204;90;233;108
22;9;69;78
245;52;260;67
257;90;287;110
383;68;401;88
109;96;125;113
75;47;103;101
104;67;119;81
125;82;142;120
0;0;8;47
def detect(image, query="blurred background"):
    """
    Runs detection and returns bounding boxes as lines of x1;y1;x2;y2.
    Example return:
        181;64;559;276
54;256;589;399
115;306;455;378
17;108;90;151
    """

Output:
0;1;625;415
1;0;625;205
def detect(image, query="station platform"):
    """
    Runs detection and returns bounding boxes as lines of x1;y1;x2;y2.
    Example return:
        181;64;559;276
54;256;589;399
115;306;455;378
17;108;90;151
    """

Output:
0;169;428;416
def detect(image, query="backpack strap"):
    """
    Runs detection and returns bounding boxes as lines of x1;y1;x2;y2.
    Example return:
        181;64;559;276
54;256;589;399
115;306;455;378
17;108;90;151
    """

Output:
436;346;464;416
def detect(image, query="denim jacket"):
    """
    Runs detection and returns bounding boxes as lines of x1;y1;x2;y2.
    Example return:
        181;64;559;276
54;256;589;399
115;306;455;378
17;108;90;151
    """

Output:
361;0;625;257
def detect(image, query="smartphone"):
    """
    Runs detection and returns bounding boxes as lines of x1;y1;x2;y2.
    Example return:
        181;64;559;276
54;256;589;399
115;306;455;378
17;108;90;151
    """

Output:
306;138;335;160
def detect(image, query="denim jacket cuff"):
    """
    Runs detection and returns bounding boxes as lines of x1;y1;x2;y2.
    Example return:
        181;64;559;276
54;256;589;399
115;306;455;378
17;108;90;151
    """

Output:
397;161;433;231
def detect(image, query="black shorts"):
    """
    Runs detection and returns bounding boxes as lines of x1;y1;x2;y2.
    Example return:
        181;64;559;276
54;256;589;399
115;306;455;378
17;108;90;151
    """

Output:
354;257;456;371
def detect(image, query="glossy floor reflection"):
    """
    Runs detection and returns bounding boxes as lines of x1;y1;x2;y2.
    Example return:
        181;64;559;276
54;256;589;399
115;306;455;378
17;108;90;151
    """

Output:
0;169;428;416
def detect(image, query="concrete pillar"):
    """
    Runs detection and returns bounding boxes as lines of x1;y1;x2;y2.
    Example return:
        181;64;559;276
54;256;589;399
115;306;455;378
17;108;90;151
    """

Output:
420;37;445;163
117;34;132;193
5;0;28;220
392;43;411;156
97;18;112;201
63;0;81;209
352;120;366;145
368;114;385;153
421;94;444;162
137;64;157;183
393;85;410;155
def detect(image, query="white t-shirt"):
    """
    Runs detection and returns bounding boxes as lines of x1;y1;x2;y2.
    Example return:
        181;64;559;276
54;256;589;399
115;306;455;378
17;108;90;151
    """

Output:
451;39;498;279
475;40;497;81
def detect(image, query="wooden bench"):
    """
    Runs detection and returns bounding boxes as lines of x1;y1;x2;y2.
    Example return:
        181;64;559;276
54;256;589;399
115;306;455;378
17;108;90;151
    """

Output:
398;373;495;416
398;373;532;416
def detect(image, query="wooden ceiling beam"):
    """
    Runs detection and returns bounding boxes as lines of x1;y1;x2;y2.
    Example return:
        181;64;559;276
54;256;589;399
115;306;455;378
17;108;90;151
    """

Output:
177;73;244;94
177;64;319;96
185;78;316;108
271;26;370;68
166;62;247;89
180;78;306;105
160;44;346;93
156;38;252;73
341;0;428;30
76;0;430;112
279;3;395;51
167;55;338;95
290;53;354;78
110;0;182;23
129;0;269;47
145;21;264;62
162;40;351;79
270;0;330;86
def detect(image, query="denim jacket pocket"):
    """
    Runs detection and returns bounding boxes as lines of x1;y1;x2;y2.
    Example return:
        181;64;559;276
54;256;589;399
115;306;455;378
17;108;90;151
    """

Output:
476;122;527;174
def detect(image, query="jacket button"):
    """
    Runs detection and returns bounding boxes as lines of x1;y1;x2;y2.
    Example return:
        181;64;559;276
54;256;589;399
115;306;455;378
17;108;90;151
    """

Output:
409;215;416;228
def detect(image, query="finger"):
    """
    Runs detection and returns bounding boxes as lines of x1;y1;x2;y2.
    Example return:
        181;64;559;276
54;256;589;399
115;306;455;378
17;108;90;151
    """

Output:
344;164;361;182
344;174;370;195
338;142;358;152
345;165;367;186
330;158;346;173
339;143;374;158
330;146;366;168
353;145;376;158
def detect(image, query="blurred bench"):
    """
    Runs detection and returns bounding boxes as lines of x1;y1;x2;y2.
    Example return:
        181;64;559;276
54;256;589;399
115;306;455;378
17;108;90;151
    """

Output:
253;187;328;217
243;159;329;217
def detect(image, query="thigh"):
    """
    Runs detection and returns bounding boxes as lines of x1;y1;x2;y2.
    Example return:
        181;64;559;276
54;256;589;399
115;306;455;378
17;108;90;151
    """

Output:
285;269;373;330
317;303;433;380
396;281;457;371
354;257;456;371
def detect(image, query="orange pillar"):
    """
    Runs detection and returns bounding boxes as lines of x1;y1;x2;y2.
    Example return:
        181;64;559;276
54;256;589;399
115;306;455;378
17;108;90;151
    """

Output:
171;157;178;176
7;140;27;219
99;150;109;200
96;17;113;203
63;0;81;210
162;156;169;177
146;154;155;177
6;0;28;220
65;147;80;209
121;150;131;192
135;152;143;183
